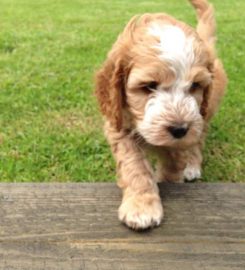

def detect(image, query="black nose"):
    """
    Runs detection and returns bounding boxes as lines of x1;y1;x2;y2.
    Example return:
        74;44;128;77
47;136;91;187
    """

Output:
167;126;188;139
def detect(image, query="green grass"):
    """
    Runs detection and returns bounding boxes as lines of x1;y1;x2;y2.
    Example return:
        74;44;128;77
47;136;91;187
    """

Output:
0;0;244;182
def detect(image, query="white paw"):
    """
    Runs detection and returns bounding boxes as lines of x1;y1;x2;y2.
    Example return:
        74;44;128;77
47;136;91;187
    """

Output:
184;164;201;181
118;193;163;230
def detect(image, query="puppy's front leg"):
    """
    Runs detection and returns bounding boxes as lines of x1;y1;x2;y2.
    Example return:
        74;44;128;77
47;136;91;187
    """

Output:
105;123;163;230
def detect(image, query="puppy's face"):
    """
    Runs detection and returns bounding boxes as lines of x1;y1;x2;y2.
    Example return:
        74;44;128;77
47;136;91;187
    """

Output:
96;14;214;148
125;18;212;148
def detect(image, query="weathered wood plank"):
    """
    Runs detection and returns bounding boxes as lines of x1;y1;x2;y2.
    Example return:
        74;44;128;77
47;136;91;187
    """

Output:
0;183;244;270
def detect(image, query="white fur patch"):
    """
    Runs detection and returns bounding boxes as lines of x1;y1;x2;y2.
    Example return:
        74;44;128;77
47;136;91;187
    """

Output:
144;91;199;122
184;164;201;181
148;24;194;78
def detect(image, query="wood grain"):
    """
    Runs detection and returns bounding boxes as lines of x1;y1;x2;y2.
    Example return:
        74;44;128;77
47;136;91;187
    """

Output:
0;183;244;270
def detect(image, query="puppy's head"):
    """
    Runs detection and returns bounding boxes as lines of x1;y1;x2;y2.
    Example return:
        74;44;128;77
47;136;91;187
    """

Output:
96;13;225;148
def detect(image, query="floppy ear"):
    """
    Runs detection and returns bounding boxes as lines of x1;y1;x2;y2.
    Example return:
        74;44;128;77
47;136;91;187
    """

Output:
95;53;126;131
201;59;227;120
95;16;140;131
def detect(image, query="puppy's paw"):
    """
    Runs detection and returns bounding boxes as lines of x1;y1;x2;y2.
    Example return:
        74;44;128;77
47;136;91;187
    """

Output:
184;164;201;182
118;192;163;230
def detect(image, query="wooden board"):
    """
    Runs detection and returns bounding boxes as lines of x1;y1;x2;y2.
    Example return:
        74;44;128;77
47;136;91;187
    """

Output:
0;183;244;270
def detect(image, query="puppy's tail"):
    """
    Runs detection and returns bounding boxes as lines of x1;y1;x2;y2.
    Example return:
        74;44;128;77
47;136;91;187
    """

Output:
189;0;216;51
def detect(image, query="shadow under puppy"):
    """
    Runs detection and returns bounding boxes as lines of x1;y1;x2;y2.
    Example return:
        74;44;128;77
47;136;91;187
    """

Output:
95;0;227;230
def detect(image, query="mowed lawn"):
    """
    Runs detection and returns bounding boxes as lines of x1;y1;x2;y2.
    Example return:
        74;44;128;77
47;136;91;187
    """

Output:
0;0;244;182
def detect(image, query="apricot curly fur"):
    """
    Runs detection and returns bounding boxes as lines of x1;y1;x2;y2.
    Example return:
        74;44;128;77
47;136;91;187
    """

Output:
95;0;227;230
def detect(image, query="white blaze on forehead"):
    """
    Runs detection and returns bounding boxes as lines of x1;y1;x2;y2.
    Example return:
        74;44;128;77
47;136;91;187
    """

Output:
148;24;194;76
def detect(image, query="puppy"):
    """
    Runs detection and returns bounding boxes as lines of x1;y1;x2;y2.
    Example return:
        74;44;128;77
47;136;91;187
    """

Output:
95;0;227;230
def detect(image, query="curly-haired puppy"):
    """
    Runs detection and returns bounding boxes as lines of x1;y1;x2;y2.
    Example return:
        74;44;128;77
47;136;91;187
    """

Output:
95;0;227;230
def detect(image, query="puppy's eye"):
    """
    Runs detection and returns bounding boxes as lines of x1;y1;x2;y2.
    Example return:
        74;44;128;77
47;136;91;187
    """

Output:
190;82;201;92
143;81;158;92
